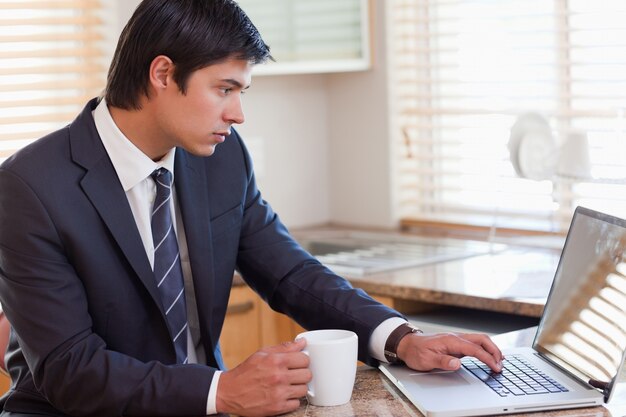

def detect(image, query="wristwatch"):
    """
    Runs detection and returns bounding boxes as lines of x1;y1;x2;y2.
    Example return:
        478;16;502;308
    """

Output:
384;322;423;364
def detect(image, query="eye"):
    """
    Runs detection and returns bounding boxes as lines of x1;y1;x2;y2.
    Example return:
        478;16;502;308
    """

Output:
221;87;233;95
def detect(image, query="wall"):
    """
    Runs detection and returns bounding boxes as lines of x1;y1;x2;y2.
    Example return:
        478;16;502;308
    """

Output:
234;75;331;228
327;0;394;228
114;0;392;229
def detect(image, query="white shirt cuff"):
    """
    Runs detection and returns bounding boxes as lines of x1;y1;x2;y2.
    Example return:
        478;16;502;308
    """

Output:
206;370;222;415
368;317;409;363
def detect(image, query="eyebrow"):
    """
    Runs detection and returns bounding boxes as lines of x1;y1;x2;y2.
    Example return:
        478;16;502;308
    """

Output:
221;78;250;90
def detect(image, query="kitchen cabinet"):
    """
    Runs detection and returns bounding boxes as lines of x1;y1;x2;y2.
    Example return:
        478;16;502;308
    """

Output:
220;285;396;369
236;0;371;75
220;285;262;369
220;285;305;368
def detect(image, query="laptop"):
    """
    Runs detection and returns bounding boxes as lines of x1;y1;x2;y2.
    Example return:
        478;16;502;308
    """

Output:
380;206;626;417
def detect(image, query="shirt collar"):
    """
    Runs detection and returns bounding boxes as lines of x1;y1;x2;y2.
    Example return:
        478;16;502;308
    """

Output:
93;98;176;191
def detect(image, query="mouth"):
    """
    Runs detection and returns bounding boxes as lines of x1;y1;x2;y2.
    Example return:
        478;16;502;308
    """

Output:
212;130;231;143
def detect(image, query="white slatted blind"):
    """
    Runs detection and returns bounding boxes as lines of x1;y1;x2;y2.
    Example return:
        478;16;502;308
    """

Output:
0;0;108;161
391;0;626;232
237;0;369;74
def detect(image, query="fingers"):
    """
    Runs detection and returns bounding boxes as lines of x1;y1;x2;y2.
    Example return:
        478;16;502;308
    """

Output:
286;367;312;385
457;333;504;371
263;337;306;354
400;332;503;373
437;355;461;370
460;333;503;360
261;339;309;369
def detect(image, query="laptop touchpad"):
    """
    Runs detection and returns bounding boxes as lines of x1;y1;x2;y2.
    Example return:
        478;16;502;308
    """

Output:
409;371;470;388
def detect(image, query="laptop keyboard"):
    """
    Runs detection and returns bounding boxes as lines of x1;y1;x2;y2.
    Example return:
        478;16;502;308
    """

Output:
461;354;569;397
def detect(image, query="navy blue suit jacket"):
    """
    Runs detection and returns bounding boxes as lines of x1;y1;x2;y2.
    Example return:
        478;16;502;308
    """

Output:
0;98;400;416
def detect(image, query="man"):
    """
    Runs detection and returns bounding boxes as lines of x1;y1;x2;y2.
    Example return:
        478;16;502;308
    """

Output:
0;1;503;416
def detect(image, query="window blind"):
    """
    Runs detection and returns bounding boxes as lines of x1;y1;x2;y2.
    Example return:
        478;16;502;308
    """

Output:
538;246;626;383
391;0;626;233
0;0;108;162
236;0;369;74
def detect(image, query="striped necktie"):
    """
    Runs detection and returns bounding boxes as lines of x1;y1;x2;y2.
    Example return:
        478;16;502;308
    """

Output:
151;168;188;364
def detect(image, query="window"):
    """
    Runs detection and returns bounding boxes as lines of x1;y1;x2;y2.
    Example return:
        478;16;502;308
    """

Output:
391;0;626;233
0;0;109;162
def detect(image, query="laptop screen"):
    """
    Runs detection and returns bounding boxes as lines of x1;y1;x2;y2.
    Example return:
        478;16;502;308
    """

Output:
533;206;626;397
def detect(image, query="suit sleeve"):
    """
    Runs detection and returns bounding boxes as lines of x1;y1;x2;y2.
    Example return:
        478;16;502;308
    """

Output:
0;168;214;417
231;135;403;366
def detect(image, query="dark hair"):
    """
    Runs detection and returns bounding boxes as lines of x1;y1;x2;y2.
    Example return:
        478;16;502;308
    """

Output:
105;0;272;110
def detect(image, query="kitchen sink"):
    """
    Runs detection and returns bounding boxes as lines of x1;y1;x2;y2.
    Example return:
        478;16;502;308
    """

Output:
297;231;504;276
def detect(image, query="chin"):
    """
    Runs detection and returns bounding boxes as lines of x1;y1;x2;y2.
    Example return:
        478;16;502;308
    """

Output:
189;145;218;157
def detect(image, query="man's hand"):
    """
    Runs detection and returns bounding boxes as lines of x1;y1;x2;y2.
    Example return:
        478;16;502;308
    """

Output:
216;338;311;416
396;332;503;373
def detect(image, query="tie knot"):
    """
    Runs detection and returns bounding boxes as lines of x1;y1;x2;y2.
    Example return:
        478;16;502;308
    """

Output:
151;168;172;188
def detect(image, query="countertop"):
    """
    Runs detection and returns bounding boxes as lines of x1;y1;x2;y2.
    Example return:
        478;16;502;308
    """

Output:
289;228;564;318
345;249;557;318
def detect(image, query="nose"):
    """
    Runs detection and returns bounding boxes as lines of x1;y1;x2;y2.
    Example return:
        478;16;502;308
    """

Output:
225;95;245;125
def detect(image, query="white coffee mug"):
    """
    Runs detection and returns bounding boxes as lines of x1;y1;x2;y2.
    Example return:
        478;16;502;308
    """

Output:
296;329;358;407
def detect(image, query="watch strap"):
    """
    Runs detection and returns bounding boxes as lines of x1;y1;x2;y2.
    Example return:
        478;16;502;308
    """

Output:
384;322;423;363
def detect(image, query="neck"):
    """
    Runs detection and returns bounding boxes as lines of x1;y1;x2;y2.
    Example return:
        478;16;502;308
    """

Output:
108;102;169;161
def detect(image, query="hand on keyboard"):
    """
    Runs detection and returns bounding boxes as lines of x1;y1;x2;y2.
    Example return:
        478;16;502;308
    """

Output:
396;332;504;373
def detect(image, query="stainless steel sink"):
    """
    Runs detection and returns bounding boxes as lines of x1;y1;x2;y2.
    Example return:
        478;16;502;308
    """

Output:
297;231;505;276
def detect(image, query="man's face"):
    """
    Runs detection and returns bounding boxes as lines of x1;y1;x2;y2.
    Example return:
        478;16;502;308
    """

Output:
154;58;252;158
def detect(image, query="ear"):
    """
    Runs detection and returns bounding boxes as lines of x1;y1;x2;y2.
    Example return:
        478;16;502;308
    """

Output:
149;55;175;92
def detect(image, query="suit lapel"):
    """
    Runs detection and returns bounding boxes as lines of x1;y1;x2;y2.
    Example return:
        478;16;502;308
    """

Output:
80;163;163;310
69;99;164;317
174;151;218;360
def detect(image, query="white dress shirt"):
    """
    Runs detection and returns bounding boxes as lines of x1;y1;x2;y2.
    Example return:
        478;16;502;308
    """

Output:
92;99;404;415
